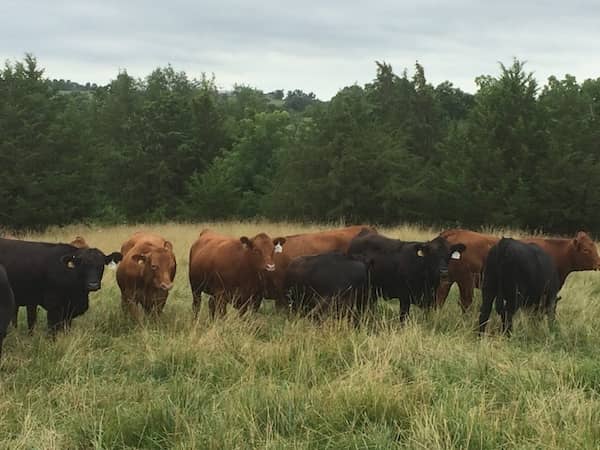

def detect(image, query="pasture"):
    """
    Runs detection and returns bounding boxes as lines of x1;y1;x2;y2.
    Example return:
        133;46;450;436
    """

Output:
1;222;600;449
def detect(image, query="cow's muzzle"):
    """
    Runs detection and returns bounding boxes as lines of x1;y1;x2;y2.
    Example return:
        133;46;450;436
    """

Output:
87;282;101;291
160;282;174;291
266;264;276;272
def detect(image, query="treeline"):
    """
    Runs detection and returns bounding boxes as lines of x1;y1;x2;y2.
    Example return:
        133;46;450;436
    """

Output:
1;54;600;233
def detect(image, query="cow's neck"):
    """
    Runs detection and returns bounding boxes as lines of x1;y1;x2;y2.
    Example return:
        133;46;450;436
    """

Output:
535;239;571;286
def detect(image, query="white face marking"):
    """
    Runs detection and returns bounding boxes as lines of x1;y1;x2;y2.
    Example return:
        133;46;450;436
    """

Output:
274;243;283;253
451;251;461;260
266;264;276;272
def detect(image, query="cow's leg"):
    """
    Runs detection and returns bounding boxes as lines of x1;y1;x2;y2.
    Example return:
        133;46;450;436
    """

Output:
121;292;140;321
46;308;66;336
208;295;216;320
457;275;475;312
218;295;227;317
435;281;453;308
192;288;202;319
307;299;329;321
546;295;557;331
274;295;289;313
210;292;227;319
501;294;516;336
399;297;411;323
26;305;37;333
237;294;254;317
251;297;262;312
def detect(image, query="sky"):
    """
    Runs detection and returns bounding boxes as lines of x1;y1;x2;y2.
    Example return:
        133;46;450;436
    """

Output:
2;0;599;99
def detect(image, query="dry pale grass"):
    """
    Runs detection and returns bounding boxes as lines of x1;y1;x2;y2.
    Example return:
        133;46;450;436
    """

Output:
1;222;599;449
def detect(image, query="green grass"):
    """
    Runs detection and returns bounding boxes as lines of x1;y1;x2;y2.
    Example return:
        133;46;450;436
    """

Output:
1;223;600;449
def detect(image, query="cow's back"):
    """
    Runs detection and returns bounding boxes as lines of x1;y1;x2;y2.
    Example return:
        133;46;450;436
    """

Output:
121;232;168;256
189;230;247;292
269;226;373;296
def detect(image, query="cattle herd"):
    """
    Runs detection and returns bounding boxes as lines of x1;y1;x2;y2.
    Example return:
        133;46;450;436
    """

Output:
1;226;599;359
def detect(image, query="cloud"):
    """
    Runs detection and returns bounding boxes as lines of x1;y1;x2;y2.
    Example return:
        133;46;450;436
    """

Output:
1;0;599;99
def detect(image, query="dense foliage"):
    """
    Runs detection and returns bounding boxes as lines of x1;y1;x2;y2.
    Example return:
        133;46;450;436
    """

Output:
1;54;599;233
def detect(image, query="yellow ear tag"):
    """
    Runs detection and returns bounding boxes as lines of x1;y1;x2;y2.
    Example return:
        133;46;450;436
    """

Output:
67;260;76;269
417;249;425;257
274;243;283;253
451;251;461;260
137;259;144;265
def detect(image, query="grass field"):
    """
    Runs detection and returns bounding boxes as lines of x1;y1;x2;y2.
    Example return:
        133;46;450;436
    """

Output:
1;222;600;449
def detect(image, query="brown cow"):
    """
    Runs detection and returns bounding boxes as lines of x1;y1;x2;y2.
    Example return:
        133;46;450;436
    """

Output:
524;232;600;286
436;229;499;310
267;225;376;310
437;229;600;310
116;232;176;318
189;229;286;319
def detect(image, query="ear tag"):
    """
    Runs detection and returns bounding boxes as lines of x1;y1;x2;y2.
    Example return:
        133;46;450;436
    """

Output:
417;249;425;257
274;243;283;253
108;261;117;270
67;260;76;269
137;259;144;265
451;251;461;260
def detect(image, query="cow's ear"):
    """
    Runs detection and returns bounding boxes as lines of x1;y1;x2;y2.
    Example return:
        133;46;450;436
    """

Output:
132;254;147;265
106;252;123;265
164;241;173;252
449;243;466;259
60;254;78;269
273;237;286;253
240;236;253;249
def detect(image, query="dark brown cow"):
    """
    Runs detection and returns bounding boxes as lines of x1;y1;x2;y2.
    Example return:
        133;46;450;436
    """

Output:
116;232;176;318
267;225;376;309
437;229;600;309
189;230;286;319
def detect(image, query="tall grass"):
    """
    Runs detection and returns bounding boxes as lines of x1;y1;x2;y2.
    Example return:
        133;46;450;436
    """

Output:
1;222;599;449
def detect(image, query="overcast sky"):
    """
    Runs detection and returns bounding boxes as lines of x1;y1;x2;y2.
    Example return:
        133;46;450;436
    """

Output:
2;0;599;99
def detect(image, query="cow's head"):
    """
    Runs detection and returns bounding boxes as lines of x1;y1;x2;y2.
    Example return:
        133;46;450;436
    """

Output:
61;248;123;291
570;231;600;271
415;236;466;282
70;236;89;249
131;242;176;291
240;233;286;272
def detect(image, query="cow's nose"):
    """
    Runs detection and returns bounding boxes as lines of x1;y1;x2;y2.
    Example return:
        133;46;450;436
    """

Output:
160;282;174;291
266;264;276;272
87;282;101;291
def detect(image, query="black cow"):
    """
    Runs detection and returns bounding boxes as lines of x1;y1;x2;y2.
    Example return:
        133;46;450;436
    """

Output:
0;238;122;334
347;234;466;322
479;237;560;336
0;265;16;359
284;251;371;321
